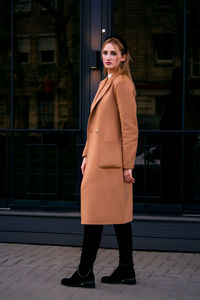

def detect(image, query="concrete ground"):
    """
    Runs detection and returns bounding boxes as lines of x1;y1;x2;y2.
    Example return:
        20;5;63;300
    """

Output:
0;243;200;300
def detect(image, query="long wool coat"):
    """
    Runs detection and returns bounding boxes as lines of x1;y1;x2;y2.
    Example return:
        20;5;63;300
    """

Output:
81;73;138;225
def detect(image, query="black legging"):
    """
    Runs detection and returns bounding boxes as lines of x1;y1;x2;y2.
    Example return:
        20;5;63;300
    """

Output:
80;222;133;270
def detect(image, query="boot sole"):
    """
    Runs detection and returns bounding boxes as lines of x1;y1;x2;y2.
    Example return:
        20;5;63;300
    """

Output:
101;278;136;285
61;281;95;288
82;281;96;288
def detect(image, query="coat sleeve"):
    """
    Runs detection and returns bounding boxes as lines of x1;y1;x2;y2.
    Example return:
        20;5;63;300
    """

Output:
82;140;88;157
115;80;138;169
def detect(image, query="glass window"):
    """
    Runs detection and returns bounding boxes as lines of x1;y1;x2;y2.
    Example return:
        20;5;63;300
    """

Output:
113;0;184;208
12;132;77;204
186;0;200;130
190;41;200;77
39;37;55;63
188;0;200;19
0;1;11;206
40;0;57;10
0;1;10;129
2;0;80;207
154;34;173;63
0;95;9;128
15;0;31;12
14;96;29;128
17;38;30;63
13;0;80;129
113;0;183;131
183;0;200;211
156;0;173;6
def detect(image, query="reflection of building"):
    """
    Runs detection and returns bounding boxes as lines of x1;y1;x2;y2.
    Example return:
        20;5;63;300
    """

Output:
0;0;200;252
0;0;79;130
114;0;200;130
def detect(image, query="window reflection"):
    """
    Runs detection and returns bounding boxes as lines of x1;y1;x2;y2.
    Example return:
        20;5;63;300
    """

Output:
13;0;79;129
114;0;200;209
114;0;183;130
40;0;57;11
184;0;200;209
113;0;183;205
154;34;173;63
187;0;200;130
39;37;55;63
0;1;10;129
17;38;30;63
15;0;32;12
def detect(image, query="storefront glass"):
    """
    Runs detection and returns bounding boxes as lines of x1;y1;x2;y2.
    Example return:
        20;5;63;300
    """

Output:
14;0;79;130
184;0;200;209
113;0;200;212
0;0;80;208
0;1;11;205
0;1;11;129
0;0;200;213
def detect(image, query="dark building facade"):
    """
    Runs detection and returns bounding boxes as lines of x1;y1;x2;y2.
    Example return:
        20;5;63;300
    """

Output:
0;0;200;251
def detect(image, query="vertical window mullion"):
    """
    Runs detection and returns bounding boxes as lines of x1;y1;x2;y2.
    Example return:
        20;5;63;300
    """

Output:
180;0;187;212
11;0;14;129
10;0;15;205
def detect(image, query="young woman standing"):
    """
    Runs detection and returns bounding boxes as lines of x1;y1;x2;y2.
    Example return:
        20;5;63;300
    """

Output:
61;36;138;288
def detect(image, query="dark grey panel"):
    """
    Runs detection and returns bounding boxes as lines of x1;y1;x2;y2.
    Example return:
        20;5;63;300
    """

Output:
0;232;200;252
0;213;200;252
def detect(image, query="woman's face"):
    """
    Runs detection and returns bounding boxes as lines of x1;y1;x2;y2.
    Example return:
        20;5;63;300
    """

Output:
102;42;126;74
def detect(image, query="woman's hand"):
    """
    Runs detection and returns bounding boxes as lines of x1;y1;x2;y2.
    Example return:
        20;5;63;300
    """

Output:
123;169;135;184
81;157;87;175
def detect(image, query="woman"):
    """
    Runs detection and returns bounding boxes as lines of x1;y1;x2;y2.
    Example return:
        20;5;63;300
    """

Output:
61;36;138;288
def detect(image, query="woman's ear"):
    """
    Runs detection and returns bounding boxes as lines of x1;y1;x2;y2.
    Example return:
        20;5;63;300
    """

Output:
121;54;127;62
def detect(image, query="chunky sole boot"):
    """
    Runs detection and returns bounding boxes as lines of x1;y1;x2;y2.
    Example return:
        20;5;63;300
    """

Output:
61;269;95;288
101;263;136;285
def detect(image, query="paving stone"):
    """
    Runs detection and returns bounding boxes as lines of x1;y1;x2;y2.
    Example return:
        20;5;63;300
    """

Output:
0;243;200;300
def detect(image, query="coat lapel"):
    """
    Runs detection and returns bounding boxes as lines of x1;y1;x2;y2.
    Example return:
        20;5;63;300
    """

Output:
90;77;108;112
90;73;119;114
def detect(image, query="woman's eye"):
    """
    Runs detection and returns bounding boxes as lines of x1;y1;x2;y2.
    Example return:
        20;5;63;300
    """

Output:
103;50;117;56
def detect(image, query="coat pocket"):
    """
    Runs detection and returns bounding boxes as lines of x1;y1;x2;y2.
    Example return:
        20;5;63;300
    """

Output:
99;141;122;168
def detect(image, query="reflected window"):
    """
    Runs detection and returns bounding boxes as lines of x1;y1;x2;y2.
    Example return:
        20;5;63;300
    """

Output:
15;0;31;12
39;37;55;63
17;38;30;63
154;0;173;11
191;96;200;117
40;0;57;10
13;0;79;130
155;34;173;63
191;41;200;77
189;0;200;19
156;0;173;6
0;95;8;128
38;96;54;128
14;96;29;128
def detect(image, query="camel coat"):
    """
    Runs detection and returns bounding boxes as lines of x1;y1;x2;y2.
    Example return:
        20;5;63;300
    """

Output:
81;73;138;225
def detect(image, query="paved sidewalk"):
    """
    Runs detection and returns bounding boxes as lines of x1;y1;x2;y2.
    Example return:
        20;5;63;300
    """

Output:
0;243;200;300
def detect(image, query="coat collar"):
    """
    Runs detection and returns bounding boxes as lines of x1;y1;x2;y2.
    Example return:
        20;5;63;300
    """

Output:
90;73;120;113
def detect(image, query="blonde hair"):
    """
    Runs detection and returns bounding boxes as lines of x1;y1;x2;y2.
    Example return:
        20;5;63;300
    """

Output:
101;37;136;94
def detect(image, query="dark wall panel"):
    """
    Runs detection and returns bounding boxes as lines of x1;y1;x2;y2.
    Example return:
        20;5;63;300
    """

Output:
0;212;200;252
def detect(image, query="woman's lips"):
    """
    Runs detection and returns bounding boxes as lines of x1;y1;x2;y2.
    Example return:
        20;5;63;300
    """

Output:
105;62;112;65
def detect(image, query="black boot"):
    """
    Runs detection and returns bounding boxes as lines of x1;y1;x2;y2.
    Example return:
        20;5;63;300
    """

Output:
79;225;103;269
61;225;103;288
61;266;95;288
101;262;136;285
101;222;136;285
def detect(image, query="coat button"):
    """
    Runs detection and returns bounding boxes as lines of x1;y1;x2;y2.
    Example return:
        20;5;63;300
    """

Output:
95;129;99;133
